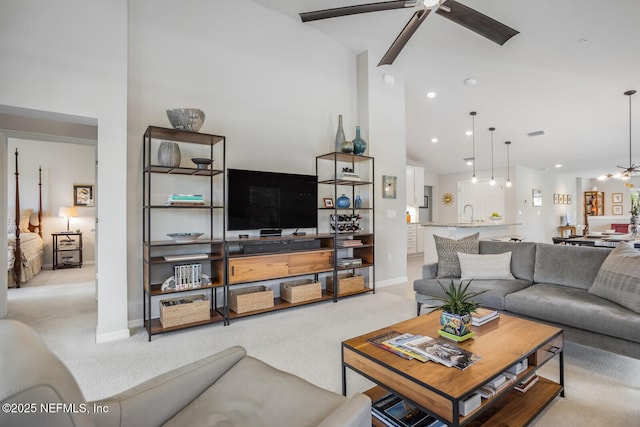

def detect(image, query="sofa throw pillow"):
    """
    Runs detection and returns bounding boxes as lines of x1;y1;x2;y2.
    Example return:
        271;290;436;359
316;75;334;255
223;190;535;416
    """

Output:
588;242;640;313
458;252;515;280
435;232;479;278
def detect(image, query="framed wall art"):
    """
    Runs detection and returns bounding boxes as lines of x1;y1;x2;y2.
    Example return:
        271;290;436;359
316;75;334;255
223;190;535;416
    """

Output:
73;184;94;207
323;197;334;208
613;205;623;215
532;189;542;207
382;175;397;199
613;193;623;204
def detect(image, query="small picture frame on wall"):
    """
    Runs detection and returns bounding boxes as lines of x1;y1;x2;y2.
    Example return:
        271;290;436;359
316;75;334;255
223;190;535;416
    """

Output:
553;194;559;204
382;175;397;199
613;205;623;215
613;193;623;203
323;197;334;208
562;194;568;204
73;184;94;207
532;189;542;207
567;195;572;204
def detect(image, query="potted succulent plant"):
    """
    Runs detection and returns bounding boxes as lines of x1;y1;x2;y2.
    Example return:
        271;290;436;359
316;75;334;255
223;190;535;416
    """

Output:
428;279;487;340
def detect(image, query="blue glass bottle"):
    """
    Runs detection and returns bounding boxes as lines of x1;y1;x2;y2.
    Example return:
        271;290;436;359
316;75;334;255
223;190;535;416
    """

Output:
352;126;367;155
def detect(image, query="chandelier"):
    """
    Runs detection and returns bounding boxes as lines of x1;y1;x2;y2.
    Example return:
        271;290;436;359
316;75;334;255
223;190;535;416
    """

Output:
598;90;638;186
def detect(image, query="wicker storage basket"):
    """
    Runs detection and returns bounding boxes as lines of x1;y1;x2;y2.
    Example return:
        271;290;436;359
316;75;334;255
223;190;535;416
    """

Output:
326;273;365;295
229;285;274;313
159;294;210;328
280;278;322;303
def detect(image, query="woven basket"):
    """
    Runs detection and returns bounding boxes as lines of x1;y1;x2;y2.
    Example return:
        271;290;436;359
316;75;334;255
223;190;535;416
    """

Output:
326;273;365;295
280;278;322;303
229;285;274;313
159;294;209;328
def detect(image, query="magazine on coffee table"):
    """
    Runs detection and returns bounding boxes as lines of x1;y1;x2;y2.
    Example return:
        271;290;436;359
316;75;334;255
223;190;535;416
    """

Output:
402;336;481;370
372;393;443;427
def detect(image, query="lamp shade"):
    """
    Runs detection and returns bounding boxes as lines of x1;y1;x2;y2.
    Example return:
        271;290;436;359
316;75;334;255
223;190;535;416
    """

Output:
58;206;78;218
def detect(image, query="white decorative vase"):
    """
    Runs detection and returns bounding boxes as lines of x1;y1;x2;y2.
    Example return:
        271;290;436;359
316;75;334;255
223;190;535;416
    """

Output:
158;141;181;167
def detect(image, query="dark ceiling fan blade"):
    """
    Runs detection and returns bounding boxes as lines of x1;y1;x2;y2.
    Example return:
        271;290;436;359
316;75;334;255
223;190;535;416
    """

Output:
378;8;430;66
300;1;411;23
436;0;519;45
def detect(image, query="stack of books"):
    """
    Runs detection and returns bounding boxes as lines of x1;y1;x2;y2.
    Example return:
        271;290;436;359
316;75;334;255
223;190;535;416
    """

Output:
476;372;516;399
338;171;361;181
165;194;205;206
471;307;499;326
371;393;446;427
337;239;363;247
514;374;539;393
337;257;362;267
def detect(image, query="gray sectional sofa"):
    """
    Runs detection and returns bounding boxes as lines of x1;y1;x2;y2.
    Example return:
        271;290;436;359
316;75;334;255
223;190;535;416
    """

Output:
413;240;640;359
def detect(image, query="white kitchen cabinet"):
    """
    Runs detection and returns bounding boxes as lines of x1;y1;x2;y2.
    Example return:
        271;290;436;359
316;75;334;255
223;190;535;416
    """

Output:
417;224;425;253
406;166;425;207
407;224;417;254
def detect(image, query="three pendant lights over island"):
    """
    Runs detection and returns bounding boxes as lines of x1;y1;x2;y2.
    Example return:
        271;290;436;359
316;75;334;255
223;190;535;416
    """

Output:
468;111;512;188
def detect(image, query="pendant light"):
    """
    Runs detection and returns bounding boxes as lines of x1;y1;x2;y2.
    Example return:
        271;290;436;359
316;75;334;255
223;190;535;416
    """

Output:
598;89;638;184
489;127;496;186
505;141;512;188
470;111;477;183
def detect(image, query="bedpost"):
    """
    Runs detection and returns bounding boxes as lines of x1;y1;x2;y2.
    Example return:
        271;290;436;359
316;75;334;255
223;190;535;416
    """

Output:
14;148;22;287
37;166;42;238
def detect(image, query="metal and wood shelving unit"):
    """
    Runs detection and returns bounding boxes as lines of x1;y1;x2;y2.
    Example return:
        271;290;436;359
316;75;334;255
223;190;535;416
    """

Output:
316;152;375;299
142;126;226;340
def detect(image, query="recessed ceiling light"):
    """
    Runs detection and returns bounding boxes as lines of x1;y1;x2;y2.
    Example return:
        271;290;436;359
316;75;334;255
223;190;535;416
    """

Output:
555;164;563;168
465;130;473;136
426;91;436;99
464;78;477;86
464;157;474;165
431;137;438;143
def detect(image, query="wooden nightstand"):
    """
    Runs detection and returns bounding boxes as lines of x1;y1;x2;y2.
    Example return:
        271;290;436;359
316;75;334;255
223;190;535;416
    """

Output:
52;232;83;270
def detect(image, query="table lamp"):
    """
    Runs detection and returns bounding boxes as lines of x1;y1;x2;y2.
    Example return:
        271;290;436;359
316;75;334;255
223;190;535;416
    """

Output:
58;206;78;232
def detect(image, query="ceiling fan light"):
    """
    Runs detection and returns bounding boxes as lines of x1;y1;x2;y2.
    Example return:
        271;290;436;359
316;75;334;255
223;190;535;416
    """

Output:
614;172;623;179
506;180;512;188
471;175;477;184
490;178;496;186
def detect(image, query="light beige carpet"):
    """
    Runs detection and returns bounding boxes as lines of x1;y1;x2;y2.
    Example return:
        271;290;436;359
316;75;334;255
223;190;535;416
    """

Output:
6;266;640;426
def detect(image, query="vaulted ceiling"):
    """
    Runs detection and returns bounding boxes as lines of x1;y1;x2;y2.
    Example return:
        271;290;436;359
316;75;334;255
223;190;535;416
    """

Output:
254;0;640;178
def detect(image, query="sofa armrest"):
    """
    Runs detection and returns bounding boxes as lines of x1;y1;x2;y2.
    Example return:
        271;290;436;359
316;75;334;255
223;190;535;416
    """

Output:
91;346;247;427
317;393;372;427
422;262;438;279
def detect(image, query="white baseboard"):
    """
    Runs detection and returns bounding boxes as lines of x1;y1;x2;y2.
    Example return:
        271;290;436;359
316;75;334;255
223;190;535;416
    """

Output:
95;327;130;343
376;276;408;288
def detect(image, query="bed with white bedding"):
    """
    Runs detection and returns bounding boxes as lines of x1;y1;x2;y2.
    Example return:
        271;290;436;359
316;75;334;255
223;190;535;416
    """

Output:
7;149;44;288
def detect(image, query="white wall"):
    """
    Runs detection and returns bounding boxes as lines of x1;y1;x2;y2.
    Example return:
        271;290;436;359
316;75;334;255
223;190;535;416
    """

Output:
514;166;576;243
127;0;361;322
7;139;96;266
359;52;408;286
0;0;129;341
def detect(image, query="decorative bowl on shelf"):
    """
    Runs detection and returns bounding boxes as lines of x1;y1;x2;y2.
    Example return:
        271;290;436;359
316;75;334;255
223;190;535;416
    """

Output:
166;108;205;132
167;232;204;243
191;157;214;169
489;214;502;221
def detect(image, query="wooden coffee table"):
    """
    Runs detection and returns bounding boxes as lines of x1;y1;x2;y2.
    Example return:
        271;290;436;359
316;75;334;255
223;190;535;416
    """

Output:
342;312;564;426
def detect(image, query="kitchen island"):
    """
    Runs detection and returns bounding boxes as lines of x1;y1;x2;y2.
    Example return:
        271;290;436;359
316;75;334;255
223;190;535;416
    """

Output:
420;222;521;264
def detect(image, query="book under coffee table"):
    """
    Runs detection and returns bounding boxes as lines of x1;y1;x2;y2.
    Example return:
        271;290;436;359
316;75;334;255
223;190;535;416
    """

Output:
341;312;564;426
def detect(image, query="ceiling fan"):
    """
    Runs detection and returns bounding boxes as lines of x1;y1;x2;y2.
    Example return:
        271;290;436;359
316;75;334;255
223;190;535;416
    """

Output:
299;0;519;66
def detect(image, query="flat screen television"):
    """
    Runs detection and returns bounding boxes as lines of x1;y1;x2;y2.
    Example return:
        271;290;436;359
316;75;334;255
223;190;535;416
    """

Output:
228;168;318;231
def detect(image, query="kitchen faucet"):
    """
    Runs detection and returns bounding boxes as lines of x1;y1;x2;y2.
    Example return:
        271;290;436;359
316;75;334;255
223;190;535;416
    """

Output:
464;204;474;224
